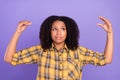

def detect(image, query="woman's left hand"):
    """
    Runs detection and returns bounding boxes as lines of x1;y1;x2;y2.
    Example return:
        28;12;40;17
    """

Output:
98;16;112;33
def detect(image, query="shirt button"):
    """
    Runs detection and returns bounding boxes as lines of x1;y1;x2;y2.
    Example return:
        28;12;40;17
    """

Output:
60;61;62;64
60;67;62;70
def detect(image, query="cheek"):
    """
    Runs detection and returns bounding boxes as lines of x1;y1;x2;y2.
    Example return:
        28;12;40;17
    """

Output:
63;31;67;38
51;32;55;39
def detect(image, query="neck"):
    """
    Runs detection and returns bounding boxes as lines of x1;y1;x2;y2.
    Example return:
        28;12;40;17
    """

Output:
53;42;65;51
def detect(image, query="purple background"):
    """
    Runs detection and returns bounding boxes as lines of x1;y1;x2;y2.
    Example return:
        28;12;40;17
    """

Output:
0;0;119;80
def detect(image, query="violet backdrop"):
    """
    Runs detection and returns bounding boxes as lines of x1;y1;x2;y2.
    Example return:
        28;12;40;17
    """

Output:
0;0;119;80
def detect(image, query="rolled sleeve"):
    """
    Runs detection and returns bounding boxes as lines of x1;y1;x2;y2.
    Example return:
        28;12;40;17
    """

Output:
79;46;106;66
11;45;41;66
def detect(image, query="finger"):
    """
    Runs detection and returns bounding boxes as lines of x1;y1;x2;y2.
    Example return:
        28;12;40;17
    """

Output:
22;20;32;26
26;21;32;25
97;23;111;33
97;23;107;31
19;20;32;26
99;16;110;24
97;23;104;28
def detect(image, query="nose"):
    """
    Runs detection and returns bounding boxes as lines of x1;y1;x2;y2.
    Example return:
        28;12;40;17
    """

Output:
57;29;61;35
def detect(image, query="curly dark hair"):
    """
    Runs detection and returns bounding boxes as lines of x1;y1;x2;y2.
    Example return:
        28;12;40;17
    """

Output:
39;15;79;50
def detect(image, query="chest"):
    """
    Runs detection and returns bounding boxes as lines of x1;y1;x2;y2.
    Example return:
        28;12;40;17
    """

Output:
37;50;83;79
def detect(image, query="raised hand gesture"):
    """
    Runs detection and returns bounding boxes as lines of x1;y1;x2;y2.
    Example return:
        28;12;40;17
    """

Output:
16;20;32;33
98;16;112;33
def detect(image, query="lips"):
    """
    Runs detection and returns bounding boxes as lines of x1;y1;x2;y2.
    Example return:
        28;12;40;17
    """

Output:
55;36;62;40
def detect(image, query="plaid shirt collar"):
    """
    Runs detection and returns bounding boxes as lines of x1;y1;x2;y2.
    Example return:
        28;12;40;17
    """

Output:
50;43;69;52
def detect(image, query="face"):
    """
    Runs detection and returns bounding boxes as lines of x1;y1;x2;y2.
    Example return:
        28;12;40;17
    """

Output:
51;20;67;45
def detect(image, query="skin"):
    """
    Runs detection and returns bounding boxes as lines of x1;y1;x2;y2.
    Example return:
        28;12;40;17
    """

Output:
98;16;113;63
51;20;67;50
4;16;113;64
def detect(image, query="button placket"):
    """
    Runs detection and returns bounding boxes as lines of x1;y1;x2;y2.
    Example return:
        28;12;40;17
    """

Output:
59;51;63;79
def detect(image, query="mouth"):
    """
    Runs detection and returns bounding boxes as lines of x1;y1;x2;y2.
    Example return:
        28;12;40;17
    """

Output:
55;37;62;40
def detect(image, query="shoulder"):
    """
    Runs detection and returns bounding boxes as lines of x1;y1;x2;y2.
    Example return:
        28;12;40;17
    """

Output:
27;45;42;51
77;45;87;52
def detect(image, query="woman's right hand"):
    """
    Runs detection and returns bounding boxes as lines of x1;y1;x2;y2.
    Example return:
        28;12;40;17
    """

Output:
16;20;32;33
4;20;32;63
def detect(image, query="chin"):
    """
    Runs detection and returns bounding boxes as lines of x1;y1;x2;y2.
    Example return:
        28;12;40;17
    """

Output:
54;41;65;44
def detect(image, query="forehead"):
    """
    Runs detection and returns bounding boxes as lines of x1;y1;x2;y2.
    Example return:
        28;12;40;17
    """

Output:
52;20;65;26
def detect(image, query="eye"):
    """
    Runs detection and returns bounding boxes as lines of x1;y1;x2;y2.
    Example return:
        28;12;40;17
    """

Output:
51;28;57;31
61;27;66;31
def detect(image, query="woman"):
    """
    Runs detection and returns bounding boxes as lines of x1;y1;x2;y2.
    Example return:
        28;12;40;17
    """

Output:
4;15;113;80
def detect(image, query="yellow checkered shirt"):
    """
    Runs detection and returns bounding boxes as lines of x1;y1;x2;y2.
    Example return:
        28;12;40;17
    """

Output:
11;45;106;80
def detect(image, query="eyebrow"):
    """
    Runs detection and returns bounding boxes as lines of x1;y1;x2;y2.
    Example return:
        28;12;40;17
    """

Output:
51;26;66;28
